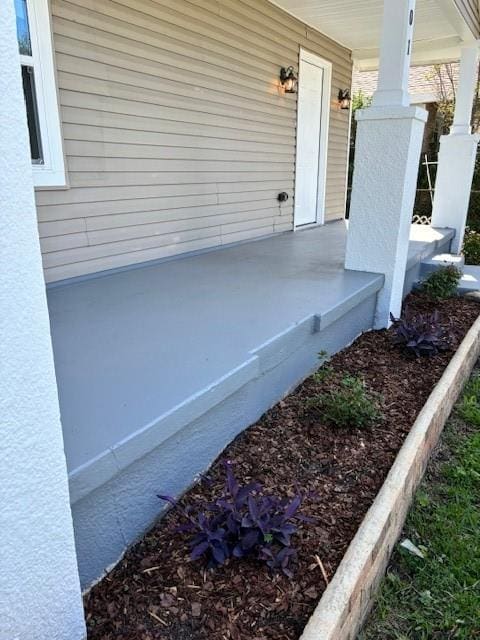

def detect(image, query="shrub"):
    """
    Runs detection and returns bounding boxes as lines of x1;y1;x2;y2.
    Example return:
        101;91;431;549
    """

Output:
463;227;480;265
158;462;309;577
420;265;462;300
312;350;334;384
390;308;452;357
307;375;382;429
313;364;334;384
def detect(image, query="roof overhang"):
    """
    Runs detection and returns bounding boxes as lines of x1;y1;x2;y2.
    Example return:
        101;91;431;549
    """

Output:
270;0;478;69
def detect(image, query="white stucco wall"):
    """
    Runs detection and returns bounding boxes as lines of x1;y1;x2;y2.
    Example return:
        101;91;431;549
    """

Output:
0;2;85;638
345;106;427;327
431;46;480;254
431;133;480;253
345;0;427;327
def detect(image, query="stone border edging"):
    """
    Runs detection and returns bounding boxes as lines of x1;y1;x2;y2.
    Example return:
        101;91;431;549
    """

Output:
300;313;480;640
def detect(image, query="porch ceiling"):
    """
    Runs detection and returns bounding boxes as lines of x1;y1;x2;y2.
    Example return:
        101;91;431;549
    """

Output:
271;0;476;69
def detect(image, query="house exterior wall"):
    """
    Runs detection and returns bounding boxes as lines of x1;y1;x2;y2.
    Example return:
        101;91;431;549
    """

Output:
35;0;352;283
454;0;480;37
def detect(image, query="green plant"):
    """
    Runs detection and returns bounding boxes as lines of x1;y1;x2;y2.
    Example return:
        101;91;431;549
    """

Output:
158;462;309;577
312;365;334;384
390;308;452;357
420;265;462;300
458;373;480;425
463;227;480;264
308;375;382;430
313;351;333;383
359;373;480;640
351;90;372;112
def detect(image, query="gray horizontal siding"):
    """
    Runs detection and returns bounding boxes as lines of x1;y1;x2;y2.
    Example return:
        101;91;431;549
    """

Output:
454;0;480;37
37;0;352;282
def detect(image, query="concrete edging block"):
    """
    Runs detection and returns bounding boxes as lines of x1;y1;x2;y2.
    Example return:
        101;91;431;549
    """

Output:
300;313;480;640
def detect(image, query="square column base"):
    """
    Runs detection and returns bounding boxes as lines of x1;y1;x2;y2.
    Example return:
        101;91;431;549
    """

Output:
431;133;480;254
345;105;427;328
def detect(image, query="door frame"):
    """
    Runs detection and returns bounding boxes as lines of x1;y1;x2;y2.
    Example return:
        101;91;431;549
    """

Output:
294;48;332;229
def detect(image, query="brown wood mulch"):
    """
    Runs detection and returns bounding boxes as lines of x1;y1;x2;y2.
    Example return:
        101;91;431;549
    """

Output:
84;293;479;640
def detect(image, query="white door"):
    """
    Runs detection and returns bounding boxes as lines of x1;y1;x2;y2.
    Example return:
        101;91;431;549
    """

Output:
294;51;330;227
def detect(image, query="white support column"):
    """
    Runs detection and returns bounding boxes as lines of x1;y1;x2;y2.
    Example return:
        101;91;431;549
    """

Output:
345;0;427;328
452;46;478;135
0;3;86;640
372;0;415;107
431;45;480;254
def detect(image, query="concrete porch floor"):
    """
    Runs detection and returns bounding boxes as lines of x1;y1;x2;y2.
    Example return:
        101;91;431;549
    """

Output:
47;221;454;504
46;220;455;586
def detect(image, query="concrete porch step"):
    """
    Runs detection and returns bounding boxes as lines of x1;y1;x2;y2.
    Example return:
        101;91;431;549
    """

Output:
416;254;480;294
458;265;480;293
419;253;465;277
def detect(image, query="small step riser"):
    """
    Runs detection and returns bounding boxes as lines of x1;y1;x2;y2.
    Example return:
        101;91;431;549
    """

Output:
419;254;465;278
416;261;480;294
457;269;480;293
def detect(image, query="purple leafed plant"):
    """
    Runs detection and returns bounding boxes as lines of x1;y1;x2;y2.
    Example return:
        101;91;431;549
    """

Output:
390;308;452;357
158;462;309;577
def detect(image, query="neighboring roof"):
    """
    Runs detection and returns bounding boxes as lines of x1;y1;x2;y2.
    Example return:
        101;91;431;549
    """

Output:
352;63;460;104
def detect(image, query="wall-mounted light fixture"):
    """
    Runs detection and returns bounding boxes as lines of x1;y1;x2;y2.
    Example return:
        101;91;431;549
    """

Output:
338;89;351;110
280;67;298;93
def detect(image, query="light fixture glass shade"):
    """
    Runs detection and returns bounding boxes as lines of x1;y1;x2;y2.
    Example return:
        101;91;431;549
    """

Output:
280;67;298;94
284;76;296;93
338;89;351;109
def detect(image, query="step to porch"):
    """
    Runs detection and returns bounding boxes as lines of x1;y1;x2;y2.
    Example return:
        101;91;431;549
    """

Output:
417;253;480;294
458;265;480;293
419;253;465;277
403;226;455;297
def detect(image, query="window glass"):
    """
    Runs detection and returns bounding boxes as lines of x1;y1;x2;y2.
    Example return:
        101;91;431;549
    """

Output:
15;0;32;56
13;0;66;184
21;66;43;164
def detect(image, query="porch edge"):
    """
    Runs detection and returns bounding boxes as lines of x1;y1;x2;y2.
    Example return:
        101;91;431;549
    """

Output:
68;357;260;504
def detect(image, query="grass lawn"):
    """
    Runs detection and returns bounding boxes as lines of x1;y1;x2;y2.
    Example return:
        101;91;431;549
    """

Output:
359;372;480;640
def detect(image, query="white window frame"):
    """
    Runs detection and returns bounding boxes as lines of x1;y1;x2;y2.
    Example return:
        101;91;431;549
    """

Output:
19;0;66;187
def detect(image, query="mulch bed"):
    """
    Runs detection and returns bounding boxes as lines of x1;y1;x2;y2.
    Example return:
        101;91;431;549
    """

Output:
85;293;479;640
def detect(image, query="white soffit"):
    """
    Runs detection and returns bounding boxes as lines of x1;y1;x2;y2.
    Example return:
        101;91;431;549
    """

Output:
270;0;475;68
